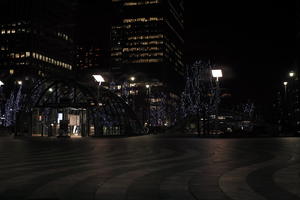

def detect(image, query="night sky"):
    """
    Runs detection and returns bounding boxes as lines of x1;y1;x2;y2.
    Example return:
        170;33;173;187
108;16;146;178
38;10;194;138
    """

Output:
185;1;296;111
77;1;296;115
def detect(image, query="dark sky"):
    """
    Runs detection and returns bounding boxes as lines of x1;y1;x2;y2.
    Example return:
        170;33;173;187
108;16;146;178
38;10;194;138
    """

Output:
185;1;296;110
77;1;296;113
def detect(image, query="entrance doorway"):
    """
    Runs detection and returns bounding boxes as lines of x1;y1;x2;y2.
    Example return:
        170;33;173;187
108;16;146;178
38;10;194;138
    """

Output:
31;108;88;137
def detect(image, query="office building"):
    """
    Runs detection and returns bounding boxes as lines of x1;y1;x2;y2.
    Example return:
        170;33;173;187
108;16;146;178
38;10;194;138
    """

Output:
0;0;75;80
111;0;184;88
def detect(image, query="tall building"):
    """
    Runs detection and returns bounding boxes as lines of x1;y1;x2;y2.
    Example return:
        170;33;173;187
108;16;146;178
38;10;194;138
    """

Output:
0;0;76;79
110;0;184;89
110;0;184;129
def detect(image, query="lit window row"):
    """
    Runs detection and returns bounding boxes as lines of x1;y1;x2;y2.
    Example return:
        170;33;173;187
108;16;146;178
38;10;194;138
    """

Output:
123;17;163;23
126;40;163;46
1;28;28;34
9;52;30;58
128;52;163;57
112;25;123;30
131;58;162;63
8;52;72;69
0;22;26;28
150;98;162;103
57;32;70;41
124;0;160;6
1;46;8;51
32;52;72;69
111;52;122;56
123;47;160;52
128;34;164;40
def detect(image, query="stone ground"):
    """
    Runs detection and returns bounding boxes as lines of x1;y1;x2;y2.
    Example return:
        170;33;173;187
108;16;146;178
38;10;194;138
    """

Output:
0;135;299;200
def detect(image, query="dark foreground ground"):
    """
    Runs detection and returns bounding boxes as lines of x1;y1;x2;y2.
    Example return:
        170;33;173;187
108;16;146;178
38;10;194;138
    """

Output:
0;135;299;200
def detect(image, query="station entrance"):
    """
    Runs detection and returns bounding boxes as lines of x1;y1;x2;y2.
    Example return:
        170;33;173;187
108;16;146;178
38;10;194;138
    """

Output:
15;78;144;137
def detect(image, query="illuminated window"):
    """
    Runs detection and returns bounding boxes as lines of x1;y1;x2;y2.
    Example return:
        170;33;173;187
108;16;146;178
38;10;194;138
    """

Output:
11;29;15;34
124;0;160;6
123;17;163;23
1;30;5;34
15;53;20;58
9;69;14;75
26;52;30;57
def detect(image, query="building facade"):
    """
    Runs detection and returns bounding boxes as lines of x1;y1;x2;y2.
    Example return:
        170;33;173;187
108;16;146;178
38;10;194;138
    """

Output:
111;0;184;87
110;0;184;129
0;0;75;79
0;0;77;129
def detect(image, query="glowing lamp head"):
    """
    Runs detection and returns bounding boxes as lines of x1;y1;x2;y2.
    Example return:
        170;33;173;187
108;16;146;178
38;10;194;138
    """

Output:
17;81;22;85
145;84;150;88
289;71;295;77
130;76;136;81
0;81;4;86
212;69;223;78
93;75;105;83
283;81;288;86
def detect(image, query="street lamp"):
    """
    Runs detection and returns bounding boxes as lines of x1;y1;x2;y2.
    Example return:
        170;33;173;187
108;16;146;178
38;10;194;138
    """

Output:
283;81;288;99
211;69;223;132
289;71;295;78
93;74;105;136
93;75;105;86
211;69;223;82
130;76;135;82
93;74;105;104
145;84;151;129
0;81;4;86
17;81;22;85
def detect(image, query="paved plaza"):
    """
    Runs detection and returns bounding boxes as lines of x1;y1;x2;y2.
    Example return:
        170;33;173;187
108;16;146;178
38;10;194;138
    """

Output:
0;135;299;200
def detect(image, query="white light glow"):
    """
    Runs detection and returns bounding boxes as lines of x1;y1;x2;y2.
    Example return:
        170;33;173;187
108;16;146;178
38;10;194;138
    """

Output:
212;69;223;78
93;75;105;83
145;84;150;88
283;81;288;86
57;113;63;123
17;81;22;85
0;81;4;86
130;76;135;81
289;71;295;77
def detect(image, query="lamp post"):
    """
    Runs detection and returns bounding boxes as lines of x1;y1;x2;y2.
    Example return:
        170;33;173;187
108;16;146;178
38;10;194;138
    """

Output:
92;75;105;136
288;71;298;135
93;75;105;103
211;69;223;115
145;84;150;128
0;81;4;87
283;81;288;100
211;69;223;135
